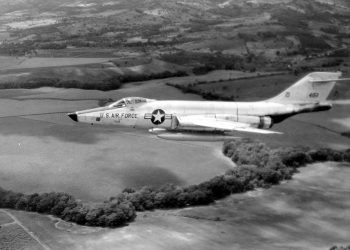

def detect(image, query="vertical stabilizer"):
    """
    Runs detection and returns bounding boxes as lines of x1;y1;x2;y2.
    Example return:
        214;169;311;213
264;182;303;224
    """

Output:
269;72;342;104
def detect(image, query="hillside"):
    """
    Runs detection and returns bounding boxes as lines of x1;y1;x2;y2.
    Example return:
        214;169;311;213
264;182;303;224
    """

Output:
1;0;349;59
0;0;349;89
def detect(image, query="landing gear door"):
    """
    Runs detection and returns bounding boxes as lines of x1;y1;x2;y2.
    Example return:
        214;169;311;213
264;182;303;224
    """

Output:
171;115;179;129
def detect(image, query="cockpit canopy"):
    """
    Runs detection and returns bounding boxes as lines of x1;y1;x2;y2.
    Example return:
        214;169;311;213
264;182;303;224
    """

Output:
108;97;154;108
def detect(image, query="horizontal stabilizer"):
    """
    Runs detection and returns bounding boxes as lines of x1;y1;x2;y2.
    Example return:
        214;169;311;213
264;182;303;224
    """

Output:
309;78;350;84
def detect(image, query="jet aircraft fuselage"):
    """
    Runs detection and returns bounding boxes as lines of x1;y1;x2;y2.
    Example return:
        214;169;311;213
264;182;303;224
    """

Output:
71;99;328;129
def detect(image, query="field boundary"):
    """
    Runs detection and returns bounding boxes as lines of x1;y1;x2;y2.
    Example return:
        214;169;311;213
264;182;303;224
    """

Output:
1;209;52;250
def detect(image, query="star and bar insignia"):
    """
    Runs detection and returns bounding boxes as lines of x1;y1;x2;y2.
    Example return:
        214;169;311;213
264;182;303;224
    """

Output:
144;109;172;125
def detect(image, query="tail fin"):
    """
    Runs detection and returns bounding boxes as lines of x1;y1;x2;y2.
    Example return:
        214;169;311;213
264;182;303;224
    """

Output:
269;72;344;104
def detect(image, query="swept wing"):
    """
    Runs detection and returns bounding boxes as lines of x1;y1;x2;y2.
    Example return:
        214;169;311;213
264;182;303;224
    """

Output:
176;115;282;134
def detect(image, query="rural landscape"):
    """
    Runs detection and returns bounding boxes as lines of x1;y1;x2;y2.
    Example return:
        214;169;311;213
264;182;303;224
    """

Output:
0;0;349;249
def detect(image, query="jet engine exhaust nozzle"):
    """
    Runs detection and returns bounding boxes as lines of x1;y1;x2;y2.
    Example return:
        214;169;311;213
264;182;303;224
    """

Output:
68;113;78;122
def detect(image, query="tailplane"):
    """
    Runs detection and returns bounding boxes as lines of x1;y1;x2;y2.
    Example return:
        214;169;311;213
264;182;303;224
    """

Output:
268;72;348;104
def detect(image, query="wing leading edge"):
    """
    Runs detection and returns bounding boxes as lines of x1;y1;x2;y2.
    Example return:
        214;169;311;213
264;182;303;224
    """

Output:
176;115;282;134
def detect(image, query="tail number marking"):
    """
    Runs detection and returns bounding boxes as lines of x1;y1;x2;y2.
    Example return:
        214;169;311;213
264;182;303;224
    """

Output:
309;92;319;98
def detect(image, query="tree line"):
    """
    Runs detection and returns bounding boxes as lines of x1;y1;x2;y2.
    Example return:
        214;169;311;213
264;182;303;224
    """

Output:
0;190;136;227
0;70;188;91
0;139;349;227
166;83;235;101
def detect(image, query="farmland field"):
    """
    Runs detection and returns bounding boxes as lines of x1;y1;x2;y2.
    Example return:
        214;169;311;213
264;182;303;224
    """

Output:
0;210;13;224
0;56;115;70
5;18;58;29
1;161;350;250
191;74;299;101
0;224;44;250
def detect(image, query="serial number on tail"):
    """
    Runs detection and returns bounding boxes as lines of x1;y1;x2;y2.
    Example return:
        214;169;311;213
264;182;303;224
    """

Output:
309;92;319;98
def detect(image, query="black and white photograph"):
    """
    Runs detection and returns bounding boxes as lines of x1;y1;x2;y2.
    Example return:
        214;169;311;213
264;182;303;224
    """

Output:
0;0;349;249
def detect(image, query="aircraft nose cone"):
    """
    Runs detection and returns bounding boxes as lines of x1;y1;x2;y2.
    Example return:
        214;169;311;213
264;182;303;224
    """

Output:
68;113;78;122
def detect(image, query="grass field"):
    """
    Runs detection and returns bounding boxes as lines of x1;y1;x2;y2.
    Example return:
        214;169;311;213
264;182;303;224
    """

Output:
162;70;286;87
0;224;44;250
0;210;13;224
1;162;349;250
0;210;47;250
0;55;190;90
191;74;300;101
174;70;350;102
0;56;116;70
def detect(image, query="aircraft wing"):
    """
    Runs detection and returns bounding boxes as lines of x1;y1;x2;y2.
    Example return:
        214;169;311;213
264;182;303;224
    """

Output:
176;115;282;134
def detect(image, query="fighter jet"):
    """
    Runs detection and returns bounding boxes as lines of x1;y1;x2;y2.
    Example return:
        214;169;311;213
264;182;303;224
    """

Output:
68;72;349;141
